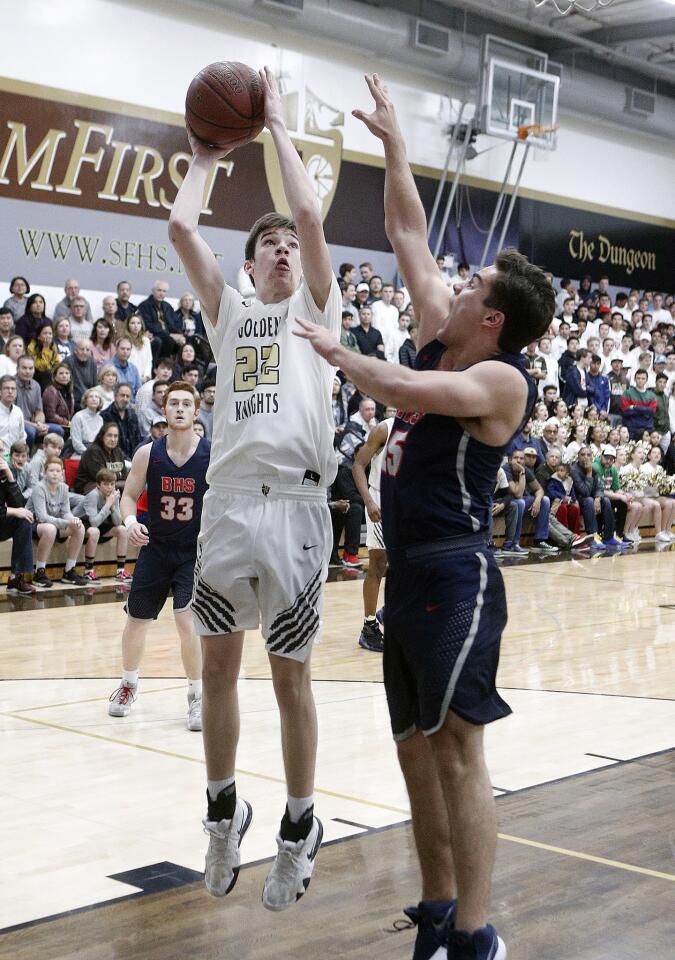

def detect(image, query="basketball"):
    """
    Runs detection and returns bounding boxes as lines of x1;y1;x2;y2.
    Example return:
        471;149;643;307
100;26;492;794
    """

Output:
185;61;265;148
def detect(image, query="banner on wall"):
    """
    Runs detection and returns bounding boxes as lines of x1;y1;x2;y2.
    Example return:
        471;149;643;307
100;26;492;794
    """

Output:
0;77;672;292
0;78;394;289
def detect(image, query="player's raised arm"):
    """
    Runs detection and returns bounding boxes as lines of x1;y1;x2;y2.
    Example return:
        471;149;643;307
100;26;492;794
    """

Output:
353;75;451;349
169;130;247;325
120;443;152;546
260;66;333;311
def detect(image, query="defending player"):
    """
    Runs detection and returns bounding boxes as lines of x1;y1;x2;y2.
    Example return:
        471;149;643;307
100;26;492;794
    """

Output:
296;75;555;960
168;67;340;910
351;411;395;652
108;381;209;732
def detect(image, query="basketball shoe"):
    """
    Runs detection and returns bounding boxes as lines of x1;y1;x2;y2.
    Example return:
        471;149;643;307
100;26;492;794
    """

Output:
403;899;457;960
108;682;137;717
262;808;323;911
203;795;253;897
187;692;202;731
6;574;36;595
446;924;506;959
358;618;384;652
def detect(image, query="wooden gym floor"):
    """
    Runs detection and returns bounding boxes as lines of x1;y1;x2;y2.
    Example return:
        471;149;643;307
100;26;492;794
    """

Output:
0;545;674;959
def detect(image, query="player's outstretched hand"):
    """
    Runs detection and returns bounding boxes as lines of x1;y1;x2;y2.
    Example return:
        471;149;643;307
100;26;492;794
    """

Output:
352;74;400;142
260;66;285;129
128;522;150;547
293;317;341;364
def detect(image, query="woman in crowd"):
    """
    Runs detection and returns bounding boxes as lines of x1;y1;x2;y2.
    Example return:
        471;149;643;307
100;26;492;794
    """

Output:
587;424;605;460
74;422;128;494
16;293;51;343
637;445;674;542
618;425;631;445
564;423;587;464
123;314;152;381
27;456;89;588
607;427;621;449
0;335;25;376
42;362;75;432
90;318;115;370
174;341;204;381
176;292;204;339
619;446;659;543
27;323;60;389
3;276;30;322
53;318;75;362
69;388;105;458
96;364;118;407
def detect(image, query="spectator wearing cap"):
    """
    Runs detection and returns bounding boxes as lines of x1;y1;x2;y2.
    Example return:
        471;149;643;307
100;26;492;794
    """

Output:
592;444;640;542
570;446;619;547
621;370;657;440
653;373;671;452
629;330;652;364
354;282;372;310
353;306;385;360
522;447;541;477
586;354;610;418
562;347;590;409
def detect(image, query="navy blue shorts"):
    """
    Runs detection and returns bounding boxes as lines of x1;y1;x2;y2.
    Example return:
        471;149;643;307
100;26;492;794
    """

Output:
126;542;196;621
383;545;511;740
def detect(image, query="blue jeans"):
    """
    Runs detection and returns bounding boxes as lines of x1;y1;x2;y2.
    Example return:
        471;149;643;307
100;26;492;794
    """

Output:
523;494;551;541
25;422;65;446
579;495;615;539
504;498;525;545
0;515;34;574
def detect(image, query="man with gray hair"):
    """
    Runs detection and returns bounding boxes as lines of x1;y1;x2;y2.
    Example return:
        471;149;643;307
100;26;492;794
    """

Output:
0;376;26;450
67;297;94;342
137;279;182;361
53;278;93;325
66;339;97;407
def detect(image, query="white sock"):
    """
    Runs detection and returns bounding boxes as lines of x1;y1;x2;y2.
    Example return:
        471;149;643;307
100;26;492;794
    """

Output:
208;776;235;804
188;678;202;699
123;669;139;688
64;559;76;572
287;794;315;823
365;615;376;623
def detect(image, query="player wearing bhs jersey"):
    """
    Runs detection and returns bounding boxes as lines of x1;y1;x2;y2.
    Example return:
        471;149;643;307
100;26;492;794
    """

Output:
108;381;209;732
296;76;555;960
169;68;339;910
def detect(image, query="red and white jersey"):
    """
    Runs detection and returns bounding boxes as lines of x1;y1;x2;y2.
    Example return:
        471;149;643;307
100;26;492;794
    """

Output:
203;276;341;489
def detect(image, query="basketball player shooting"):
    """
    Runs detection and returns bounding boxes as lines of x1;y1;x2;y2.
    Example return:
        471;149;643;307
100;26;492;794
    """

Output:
109;381;209;732
296;74;555;960
169;66;341;911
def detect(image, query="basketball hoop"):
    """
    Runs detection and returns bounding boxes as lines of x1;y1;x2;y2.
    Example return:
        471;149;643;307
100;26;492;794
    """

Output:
533;0;615;15
516;122;558;142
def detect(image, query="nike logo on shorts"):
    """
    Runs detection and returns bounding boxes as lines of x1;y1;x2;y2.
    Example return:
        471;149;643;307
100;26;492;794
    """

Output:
425;603;441;613
303;544;317;551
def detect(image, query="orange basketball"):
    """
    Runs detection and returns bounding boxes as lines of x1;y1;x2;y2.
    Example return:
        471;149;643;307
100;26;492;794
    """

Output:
185;61;265;148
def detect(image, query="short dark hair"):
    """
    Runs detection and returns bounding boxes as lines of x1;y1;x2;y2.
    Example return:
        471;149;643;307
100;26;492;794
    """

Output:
153;380;169;396
484;250;556;354
590;354;601;364
655;373;668;382
245;212;296;262
10;276;30;295
635;369;648;379
342;310;353;320
458;262;470;272
576;348;590;362
339;262;354;277
0;307;13;318
96;468;117;483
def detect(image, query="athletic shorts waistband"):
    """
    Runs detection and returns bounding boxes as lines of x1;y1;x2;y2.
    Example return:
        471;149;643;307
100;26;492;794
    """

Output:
208;480;328;502
387;532;488;565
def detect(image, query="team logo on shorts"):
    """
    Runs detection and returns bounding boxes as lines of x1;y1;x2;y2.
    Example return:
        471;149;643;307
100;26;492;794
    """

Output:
261;483;270;497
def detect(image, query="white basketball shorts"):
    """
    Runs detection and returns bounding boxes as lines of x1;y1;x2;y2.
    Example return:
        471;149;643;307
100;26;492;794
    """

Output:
365;487;386;551
191;482;332;662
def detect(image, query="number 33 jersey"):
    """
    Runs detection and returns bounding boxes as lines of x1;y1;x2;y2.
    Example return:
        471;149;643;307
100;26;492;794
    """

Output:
203;277;341;489
146;435;211;550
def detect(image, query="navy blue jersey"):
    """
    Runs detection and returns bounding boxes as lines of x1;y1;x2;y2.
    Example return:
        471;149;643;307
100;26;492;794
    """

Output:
145;436;210;549
380;340;537;550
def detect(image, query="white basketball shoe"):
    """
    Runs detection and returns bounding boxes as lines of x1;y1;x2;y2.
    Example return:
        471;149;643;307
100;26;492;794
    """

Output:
203;797;253;897
262;814;323;911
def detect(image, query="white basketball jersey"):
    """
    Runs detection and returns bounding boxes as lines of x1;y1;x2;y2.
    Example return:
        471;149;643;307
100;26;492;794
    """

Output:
368;418;394;493
203;276;342;489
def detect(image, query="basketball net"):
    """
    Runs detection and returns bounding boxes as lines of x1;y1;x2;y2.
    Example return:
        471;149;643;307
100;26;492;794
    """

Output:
533;0;615;14
516;122;558;142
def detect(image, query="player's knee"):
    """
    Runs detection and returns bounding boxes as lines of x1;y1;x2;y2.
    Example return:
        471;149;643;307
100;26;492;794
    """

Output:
271;661;312;708
41;523;57;542
428;710;484;768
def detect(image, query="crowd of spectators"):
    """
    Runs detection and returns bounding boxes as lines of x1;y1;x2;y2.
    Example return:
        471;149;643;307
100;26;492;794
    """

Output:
328;262;675;565
1;262;674;591
0;276;215;593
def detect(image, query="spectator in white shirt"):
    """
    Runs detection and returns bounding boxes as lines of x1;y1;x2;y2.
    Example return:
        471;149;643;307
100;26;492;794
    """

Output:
600;337;617;375
371;283;399;360
0;376;26;449
609;312;625;347
0;336;25;377
67;298;94;343
551;321;571;361
651;294;670;325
